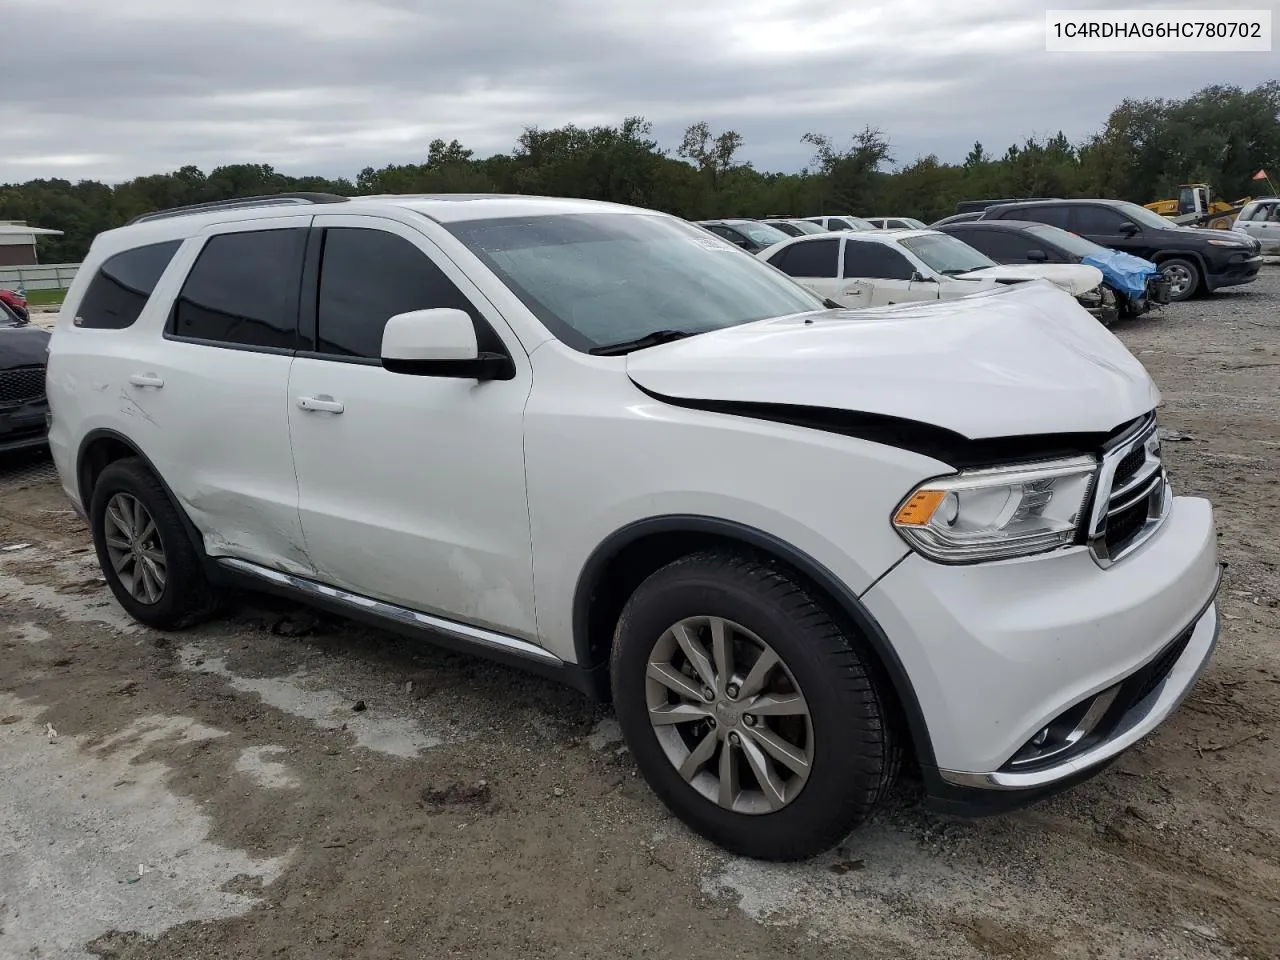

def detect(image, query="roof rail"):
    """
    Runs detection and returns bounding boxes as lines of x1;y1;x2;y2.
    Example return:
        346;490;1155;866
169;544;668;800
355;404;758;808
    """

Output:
126;192;350;226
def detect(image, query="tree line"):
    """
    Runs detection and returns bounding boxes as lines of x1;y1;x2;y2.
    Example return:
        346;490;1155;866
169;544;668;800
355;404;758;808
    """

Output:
3;82;1276;264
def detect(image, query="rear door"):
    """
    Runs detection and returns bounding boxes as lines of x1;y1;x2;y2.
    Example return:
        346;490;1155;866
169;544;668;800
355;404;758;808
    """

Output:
143;217;312;573
764;237;843;302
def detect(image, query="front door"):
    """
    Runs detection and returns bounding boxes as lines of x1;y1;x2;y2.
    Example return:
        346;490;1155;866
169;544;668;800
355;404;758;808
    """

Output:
841;240;940;306
286;214;539;640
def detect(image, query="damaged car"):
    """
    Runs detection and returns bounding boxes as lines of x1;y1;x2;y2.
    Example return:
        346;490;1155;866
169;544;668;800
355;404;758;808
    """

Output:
47;194;1220;862
937;219;1170;322
758;228;1112;319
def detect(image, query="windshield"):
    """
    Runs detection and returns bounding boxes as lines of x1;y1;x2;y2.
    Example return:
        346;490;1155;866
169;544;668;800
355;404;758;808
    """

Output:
736;222;790;246
899;233;998;274
444;213;826;352
1112;201;1179;231
841;217;876;231
1025;224;1108;258
787;220;828;234
0;299;22;327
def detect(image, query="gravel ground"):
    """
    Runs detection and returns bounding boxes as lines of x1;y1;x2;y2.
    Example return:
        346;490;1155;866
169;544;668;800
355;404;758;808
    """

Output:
2;270;1279;960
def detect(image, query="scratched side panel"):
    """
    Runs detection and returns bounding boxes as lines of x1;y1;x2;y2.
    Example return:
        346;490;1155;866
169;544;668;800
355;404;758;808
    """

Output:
45;224;314;577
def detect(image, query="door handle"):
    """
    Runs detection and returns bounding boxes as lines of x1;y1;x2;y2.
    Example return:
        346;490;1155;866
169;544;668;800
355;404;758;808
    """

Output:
128;373;164;388
840;288;863;295
297;395;344;414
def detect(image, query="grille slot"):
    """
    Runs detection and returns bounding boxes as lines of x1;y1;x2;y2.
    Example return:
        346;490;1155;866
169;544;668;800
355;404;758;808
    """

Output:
0;365;46;407
1113;445;1146;487
1087;414;1169;567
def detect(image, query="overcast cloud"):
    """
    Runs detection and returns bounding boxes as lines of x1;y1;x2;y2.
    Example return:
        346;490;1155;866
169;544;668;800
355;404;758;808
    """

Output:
0;0;1273;183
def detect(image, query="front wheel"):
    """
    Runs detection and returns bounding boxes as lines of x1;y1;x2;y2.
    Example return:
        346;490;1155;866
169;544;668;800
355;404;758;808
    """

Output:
1158;257;1200;302
610;550;900;861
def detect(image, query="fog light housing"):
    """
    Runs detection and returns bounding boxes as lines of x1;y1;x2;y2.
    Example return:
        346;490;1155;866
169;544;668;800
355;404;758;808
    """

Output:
1006;684;1122;769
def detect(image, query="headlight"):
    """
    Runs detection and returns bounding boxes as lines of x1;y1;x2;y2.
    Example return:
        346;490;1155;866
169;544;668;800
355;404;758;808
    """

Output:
1206;239;1246;247
892;456;1097;563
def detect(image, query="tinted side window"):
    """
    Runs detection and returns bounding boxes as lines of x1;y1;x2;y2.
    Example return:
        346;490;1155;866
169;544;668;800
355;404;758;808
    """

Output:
75;240;182;330
1072;206;1131;234
958;230;1036;261
1005;206;1071;229
843;242;915;280
170;229;306;349
315;228;482;360
773;238;840;278
827;218;853;231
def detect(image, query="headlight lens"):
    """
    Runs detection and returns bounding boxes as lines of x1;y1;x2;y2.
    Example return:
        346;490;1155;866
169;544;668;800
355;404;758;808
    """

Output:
892;456;1097;563
1206;239;1245;247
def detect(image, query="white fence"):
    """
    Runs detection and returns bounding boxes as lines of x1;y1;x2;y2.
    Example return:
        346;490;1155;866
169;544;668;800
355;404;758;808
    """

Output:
0;263;81;292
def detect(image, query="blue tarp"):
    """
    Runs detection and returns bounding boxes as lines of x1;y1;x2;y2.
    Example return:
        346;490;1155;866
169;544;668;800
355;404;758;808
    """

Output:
1081;249;1159;301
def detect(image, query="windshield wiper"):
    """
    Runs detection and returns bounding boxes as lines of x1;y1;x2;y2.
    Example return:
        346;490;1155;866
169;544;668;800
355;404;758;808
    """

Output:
589;329;695;356
821;297;843;309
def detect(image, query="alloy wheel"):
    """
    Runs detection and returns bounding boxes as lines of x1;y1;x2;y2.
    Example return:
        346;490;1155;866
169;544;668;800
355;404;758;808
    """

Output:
103;493;167;604
1161;263;1193;299
645;616;814;814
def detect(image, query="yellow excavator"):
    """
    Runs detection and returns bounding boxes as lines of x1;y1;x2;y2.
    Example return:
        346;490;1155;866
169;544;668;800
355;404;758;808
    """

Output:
1144;184;1253;229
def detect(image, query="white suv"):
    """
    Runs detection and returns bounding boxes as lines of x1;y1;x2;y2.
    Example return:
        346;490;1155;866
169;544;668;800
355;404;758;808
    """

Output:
45;193;1222;861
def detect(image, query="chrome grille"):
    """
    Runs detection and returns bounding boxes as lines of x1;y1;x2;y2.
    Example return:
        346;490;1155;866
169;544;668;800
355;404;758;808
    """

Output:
1086;414;1170;568
0;365;46;408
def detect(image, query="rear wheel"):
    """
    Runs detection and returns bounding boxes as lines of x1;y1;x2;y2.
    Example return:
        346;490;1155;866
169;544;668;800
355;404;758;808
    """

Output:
89;458;219;629
1158;257;1200;302
610;550;899;860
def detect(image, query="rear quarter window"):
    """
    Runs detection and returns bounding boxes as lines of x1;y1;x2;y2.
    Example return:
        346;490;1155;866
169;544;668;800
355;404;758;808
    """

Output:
72;240;182;330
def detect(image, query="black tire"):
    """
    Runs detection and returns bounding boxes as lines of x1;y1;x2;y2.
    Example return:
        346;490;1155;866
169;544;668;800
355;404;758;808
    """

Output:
89;457;219;630
1157;257;1200;302
610;550;900;861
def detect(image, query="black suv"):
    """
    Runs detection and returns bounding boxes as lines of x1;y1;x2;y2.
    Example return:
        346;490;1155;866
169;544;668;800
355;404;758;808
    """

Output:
0;298;51;456
980;198;1263;302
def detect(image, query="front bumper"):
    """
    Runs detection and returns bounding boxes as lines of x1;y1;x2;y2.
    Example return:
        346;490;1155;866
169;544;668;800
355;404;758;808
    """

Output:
0;399;49;455
862;494;1220;789
1205;254;1263;291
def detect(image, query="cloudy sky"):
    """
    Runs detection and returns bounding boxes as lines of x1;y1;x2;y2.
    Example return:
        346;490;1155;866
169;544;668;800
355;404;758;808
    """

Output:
1;0;1274;184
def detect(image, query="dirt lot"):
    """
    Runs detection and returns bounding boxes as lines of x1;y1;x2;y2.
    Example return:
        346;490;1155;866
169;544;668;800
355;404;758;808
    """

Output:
3;273;1279;960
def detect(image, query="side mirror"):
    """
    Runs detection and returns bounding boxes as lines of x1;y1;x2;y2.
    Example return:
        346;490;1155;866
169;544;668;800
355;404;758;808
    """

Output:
910;271;936;283
380;308;514;381
1026;248;1049;262
1118;222;1140;236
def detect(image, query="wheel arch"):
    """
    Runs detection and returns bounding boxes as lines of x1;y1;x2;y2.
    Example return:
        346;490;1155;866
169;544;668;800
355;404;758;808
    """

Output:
76;428;207;562
1152;249;1206;276
571;514;937;772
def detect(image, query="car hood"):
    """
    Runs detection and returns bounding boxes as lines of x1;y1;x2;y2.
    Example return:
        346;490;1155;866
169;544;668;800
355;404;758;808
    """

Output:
0;324;51;369
952;263;1104;296
1177;226;1260;247
626;281;1158;440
